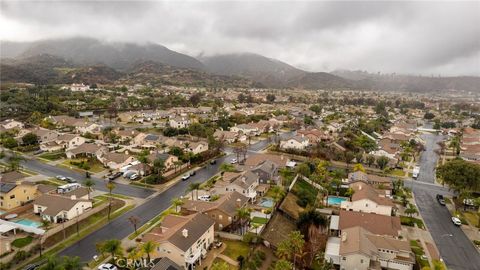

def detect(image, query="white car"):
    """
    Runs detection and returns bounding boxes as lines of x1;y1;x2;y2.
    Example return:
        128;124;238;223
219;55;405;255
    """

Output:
98;263;118;270
230;158;238;164
451;217;462;226
181;174;190;181
129;173;139;180
199;195;211;201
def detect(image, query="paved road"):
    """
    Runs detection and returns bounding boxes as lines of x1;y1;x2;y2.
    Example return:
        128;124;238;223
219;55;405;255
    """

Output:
59;153;231;261
19;158;155;199
413;132;480;270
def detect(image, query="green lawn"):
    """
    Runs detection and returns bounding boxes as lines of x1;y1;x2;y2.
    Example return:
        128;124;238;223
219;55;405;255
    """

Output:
212;258;237;270
410;240;429;268
389;169;405;177
61;158;105;173
400;216;425;229
11;236;33;248
251;216;268;224
462;212;479;227
221;239;250;261
38;151;65;161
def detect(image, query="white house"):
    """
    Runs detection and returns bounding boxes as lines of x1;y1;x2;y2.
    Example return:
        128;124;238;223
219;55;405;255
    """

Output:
230;123;260;136
169;116;191;129
56;134;86;150
142;213;215;269
0;119;24;130
280;135;309;150
184;141;209;155
33;194;92;223
340;182;394;216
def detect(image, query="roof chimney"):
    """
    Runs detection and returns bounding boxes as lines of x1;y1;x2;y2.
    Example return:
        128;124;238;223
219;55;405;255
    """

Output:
341;232;347;242
182;229;188;238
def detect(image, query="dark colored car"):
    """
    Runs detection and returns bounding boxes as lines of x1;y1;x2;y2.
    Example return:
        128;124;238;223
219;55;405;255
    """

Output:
108;172;123;181
65;177;77;183
436;194;446;205
210;159;217;165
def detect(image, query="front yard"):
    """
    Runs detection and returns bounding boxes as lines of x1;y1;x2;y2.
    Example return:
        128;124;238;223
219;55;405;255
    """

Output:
60;158;105;173
400;216;425;229
38;151;65;161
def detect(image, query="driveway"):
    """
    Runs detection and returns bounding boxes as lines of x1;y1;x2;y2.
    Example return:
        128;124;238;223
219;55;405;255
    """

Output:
413;132;480;270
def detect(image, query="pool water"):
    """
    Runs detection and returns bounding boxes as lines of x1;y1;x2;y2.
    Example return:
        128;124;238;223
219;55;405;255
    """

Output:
258;197;275;208
0;210;5;215
14;219;42;228
327;196;348;206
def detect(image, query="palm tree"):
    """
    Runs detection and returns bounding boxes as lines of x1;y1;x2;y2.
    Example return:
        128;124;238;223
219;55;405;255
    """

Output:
276;240;293;260
41;219;52;230
39;255;60;270
106;182;116;220
172;197;184;213
405;204;418;217
289;231;305;269
85;179;95;200
128;215;140;235
274;259;293;270
126;248;142;270
296;209;328;241
101;239;123;260
61;256;82;270
188;182;201;200
141;240;158;262
236;207;251;235
270;185;286;203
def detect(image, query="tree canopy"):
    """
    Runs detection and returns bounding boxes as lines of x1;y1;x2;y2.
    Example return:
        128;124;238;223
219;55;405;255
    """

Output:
437;159;480;192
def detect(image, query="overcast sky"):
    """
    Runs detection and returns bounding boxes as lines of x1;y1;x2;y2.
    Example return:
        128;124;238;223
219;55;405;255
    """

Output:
1;1;479;76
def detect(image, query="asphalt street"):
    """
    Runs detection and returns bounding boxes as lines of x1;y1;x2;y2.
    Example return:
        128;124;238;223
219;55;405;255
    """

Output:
59;153;232;261
413;132;480;270
19;158;155;199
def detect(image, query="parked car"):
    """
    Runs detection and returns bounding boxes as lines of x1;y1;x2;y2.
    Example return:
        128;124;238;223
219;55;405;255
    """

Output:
182;174;190;181
199;195;211;202
108;172;123;181
56;175;67;181
230;158;237;164
130;174;140;180
210;159;216;165
33;149;44;155
436;194;446;205
451;216;462;226
98;263;118;270
65;177;77;183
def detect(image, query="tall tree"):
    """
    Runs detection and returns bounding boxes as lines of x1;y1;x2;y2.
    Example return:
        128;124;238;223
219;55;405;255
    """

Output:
84;179;95;200
172;197;184;213
188;182;201;200
106;182;116;220
376;156;389;170
141;241;158;262
100;239;123;260
235;207;251;235
128;215;140;235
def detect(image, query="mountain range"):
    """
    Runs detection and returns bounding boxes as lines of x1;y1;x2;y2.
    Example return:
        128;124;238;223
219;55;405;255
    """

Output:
1;37;478;92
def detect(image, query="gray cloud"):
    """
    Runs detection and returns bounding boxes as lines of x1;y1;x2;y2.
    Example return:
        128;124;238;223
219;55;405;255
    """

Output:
1;1;479;76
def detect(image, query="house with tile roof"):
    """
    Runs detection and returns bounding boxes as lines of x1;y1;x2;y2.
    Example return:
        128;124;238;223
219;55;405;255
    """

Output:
340;182;395;216
338;210;402;237
180;191;249;231
33;193;92;223
280;135;309;150
142;213;215;269
213;171;259;201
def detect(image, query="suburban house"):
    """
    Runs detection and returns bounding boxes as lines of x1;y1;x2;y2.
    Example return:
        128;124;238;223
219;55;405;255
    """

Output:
297;128;332;143
65;143;108;159
184;141;209;155
213;130;238;143
280;135;309;150
148;152;179;171
340;182;395;216
325;226;414;270
0;171;27;183
214;171;259;201
251;160;279;184
31;128;59;143
99;152;136;170
244;153;289;169
180;191;249;230
169;116;191;129
0;119;24;130
337;210;402;237
56;134;86;150
33;194;92;223
346;171;393;196
230;123;260;136
76;122;102;134
142;213;215;269
0;182;37;210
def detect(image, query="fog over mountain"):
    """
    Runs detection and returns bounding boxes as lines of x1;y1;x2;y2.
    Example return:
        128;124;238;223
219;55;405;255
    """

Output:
1;1;479;76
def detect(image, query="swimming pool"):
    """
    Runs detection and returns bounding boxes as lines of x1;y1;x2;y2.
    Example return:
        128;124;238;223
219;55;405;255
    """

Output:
14;219;42;228
258;197;275;208
0;210;5;215
327;196;348;206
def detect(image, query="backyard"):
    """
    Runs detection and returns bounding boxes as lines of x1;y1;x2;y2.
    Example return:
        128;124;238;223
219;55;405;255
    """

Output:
221;239;250;261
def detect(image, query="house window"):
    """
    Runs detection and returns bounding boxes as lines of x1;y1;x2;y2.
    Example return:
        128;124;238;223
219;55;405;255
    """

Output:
360;259;364;263
219;215;223;220
10;195;15;199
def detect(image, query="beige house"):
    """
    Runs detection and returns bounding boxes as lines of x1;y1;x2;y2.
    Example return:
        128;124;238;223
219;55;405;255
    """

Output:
326;226;414;270
142;213;215;269
180;191;249;231
56;134;86;150
99;152;136;170
33;194;92;223
341;182;395;216
169;116;191;129
0;119;24;130
0;181;37;210
65;143;108;159
213;171;259;201
280;135;309;150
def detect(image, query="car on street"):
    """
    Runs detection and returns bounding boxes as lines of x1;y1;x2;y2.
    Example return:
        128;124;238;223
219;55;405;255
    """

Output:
56;175;67;181
451;216;462;226
129;174;140;180
65;177;77;183
230;158;237;164
108;172;123;181
190;170;196;176
98;263;118;270
436;194;446;205
199;195;211;201
33;149;44;155
182;174;190;181
210;159;216;165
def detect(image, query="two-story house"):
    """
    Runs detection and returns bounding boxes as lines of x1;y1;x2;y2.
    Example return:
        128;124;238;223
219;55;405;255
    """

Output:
340;182;395;216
